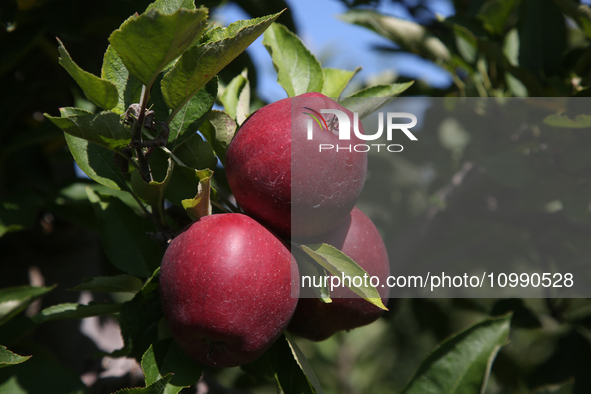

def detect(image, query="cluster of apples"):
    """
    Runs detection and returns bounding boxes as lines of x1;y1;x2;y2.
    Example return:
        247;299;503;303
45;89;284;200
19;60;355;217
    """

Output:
159;93;390;367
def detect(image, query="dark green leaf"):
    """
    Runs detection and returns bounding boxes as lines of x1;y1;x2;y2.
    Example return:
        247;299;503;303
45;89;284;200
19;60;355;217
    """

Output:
102;45;143;115
299;243;387;310
109;8;208;88
69;275;144;293
57;38;118;110
0;354;87;394
64;133;129;190
141;338;203;394
161;12;282;113
263;23;324;97
321;67;361;98
87;188;163;278
0;345;30;369
120;272;164;361
31;302;122;324
0;192;44;237
401;314;512;394
46;109;130;152
0;286;54;326
168;78;218;147
517;0;566;77
115;375;173;394
199;110;236;165
131;158;173;209
172;133;216;171
476;0;519;36
242;334;323;394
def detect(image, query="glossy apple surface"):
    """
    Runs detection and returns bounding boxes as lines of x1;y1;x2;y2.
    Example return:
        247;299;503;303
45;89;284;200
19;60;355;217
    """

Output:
159;213;300;367
288;207;390;341
225;92;367;238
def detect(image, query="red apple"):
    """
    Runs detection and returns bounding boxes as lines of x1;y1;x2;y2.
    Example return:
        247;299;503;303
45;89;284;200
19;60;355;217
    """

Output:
225;92;367;239
288;207;390;341
159;213;300;367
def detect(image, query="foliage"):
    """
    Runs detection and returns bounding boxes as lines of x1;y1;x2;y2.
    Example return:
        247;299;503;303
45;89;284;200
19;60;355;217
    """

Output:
0;0;590;393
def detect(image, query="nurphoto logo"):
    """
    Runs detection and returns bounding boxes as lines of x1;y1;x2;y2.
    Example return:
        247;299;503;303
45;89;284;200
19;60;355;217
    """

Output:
304;108;418;152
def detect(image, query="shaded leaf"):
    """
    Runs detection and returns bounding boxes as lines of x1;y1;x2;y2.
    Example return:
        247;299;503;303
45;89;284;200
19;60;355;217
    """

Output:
131;157;173;210
46;108;130;152
141;338;203;394
544;114;591;128
146;0;196;13
340;82;414;119
401;314;512;394
172;133;216;171
162;12;281;114
299;243;387;310
57;38;118;110
339;10;451;63
0;286;54;326
87;188;163;278
120;271;163;361
69;275;144;293
181;169;213;220
263;23;324;97
115;375;173;394
31;302;122;324
199;110;237;165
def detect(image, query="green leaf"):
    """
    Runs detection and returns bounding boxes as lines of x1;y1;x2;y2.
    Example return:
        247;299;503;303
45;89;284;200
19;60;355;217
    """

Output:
263;22;324;97
109;8;208;88
321;67;361;98
0;355;87;394
162;12;282;113
46;108;130;152
517;0;566;77
120;272;164;361
0;192;44;237
532;379;575;394
0;345;30;369
401;314;512;394
220;68;251;124
69;275;144;293
141;338;203;394
199;110;237;165
87;188;163;278
167;77;218;147
476;0;519;36
299;243;387;310
544;114;591;128
163;165;212;207
181;169;213;220
101;45;143;115
64;133;129;190
339;10;451;63
172;133;216;171
131;157;173;209
292;247;331;302
242;333;323;394
0;286;54;326
146;0;196;13
31;302;122;324
57;38;118;110
339;82;414;119
115;375;173;394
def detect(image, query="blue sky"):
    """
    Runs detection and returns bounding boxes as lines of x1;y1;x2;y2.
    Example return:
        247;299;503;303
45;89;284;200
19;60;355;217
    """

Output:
216;0;455;102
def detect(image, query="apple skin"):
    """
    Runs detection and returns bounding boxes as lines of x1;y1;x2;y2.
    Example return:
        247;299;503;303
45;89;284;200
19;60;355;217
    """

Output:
288;207;390;341
159;213;300;367
225;92;367;239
